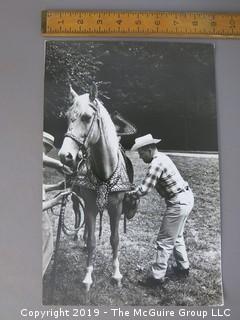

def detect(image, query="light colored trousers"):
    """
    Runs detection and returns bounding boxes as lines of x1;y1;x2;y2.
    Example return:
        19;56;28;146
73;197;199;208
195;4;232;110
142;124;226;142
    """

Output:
151;188;194;279
42;211;53;276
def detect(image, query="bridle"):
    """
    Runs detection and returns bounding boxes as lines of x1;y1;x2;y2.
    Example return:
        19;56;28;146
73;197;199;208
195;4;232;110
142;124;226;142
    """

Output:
53;100;101;238
64;100;100;159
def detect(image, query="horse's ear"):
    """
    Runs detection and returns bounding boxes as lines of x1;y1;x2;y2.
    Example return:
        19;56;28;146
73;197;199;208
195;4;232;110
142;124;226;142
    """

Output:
69;85;78;102
89;83;98;102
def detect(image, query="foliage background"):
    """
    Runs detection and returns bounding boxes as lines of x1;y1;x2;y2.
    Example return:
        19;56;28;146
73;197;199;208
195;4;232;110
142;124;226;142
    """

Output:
44;41;217;151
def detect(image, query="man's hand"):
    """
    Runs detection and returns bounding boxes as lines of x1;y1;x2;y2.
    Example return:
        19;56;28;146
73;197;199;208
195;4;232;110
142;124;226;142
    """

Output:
126;190;139;200
42;189;71;211
58;162;73;175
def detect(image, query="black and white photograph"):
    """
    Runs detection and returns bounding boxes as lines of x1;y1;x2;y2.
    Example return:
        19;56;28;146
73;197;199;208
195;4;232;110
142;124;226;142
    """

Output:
42;40;222;306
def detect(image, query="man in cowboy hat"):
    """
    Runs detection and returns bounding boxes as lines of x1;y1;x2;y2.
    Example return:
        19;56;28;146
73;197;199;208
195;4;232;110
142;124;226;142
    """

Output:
129;134;194;287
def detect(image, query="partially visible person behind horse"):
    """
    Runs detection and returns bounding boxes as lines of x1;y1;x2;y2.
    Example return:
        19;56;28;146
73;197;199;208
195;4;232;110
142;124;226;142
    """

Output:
128;134;194;287
42;132;71;276
111;110;136;141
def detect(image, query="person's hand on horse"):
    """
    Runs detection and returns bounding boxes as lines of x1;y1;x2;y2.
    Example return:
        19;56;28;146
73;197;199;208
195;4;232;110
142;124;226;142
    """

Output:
57;162;73;175
126;189;139;200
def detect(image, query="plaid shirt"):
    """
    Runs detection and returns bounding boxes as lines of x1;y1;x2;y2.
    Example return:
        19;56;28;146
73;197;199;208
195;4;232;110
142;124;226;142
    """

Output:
135;151;188;199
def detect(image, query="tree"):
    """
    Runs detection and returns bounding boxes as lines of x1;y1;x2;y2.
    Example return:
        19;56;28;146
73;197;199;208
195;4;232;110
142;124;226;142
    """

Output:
44;41;218;151
44;41;106;145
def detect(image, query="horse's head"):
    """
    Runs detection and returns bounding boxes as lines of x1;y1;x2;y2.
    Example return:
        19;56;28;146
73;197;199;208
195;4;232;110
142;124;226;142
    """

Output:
58;84;101;169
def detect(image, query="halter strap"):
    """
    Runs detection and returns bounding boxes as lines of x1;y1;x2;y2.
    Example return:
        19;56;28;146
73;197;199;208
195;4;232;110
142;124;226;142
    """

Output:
64;132;84;148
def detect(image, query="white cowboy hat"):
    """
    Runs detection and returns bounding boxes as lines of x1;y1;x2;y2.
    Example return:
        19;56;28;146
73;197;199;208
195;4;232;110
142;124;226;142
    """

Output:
43;131;55;149
131;134;161;151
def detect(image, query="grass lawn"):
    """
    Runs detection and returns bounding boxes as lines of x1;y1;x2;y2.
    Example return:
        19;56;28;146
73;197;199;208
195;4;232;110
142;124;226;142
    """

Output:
43;151;223;306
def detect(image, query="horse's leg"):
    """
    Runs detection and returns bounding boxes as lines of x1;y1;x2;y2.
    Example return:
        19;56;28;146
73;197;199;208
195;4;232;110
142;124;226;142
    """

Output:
108;192;124;287
82;193;97;291
83;223;88;247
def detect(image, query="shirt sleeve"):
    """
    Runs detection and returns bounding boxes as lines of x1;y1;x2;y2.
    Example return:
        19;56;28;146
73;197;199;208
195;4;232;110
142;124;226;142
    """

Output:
135;162;162;197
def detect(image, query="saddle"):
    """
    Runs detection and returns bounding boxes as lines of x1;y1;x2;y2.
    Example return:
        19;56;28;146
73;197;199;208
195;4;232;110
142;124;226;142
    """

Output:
121;148;140;220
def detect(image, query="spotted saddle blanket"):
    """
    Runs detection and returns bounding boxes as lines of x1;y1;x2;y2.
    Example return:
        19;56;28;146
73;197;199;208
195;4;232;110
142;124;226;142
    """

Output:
69;150;132;215
72;150;133;193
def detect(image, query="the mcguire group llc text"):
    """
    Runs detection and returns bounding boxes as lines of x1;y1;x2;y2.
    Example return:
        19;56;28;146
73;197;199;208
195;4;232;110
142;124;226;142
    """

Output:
20;307;231;319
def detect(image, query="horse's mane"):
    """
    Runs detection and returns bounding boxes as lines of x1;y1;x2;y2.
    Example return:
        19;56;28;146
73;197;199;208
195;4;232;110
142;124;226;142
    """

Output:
97;99;119;155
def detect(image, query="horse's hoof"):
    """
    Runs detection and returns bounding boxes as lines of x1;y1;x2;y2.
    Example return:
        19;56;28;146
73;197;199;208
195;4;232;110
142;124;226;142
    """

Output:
80;244;87;252
83;282;92;292
111;277;122;288
82;276;93;292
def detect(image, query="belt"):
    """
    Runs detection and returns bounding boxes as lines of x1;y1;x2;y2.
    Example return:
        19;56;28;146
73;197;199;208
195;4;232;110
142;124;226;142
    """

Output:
168;185;189;199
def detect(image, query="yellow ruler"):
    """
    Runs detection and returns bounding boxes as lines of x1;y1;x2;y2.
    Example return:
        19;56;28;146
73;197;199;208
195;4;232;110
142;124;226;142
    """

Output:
42;10;240;39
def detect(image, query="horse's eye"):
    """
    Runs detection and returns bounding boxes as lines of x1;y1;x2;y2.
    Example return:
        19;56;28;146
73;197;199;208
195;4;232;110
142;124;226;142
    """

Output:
81;114;91;123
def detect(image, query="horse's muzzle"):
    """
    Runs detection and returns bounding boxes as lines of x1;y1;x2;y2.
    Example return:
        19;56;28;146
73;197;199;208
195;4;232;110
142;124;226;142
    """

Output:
58;151;74;166
58;136;80;168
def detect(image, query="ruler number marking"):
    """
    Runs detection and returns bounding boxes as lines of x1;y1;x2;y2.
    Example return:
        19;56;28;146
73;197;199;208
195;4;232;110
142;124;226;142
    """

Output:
43;10;240;38
229;18;236;28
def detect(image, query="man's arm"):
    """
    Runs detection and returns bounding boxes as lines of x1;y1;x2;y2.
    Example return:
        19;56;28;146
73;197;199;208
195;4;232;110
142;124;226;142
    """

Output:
44;181;65;192
43;153;73;175
42;189;71;211
131;163;162;198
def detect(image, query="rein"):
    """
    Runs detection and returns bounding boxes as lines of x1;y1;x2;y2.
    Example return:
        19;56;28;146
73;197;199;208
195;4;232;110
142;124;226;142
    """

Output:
51;157;87;238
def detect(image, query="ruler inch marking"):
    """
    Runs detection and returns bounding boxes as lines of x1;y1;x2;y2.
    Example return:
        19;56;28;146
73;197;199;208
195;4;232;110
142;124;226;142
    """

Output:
42;10;240;39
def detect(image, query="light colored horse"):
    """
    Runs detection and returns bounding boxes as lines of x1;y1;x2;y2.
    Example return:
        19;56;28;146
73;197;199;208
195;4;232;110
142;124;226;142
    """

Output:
58;84;130;291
